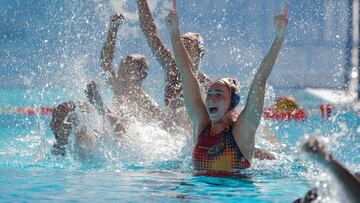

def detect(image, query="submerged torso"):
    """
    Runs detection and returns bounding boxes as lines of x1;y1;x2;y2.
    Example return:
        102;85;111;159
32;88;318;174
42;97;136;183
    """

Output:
192;125;250;174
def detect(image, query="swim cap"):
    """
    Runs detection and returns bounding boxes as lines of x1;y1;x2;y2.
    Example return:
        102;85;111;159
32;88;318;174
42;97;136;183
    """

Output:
216;78;240;111
274;96;299;113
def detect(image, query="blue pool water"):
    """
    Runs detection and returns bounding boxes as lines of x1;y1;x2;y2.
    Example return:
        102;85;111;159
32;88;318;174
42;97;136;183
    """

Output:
0;88;359;202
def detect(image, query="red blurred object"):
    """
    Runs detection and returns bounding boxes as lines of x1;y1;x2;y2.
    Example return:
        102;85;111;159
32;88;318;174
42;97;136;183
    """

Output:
326;104;332;118
320;104;332;118
16;107;54;116
263;108;307;121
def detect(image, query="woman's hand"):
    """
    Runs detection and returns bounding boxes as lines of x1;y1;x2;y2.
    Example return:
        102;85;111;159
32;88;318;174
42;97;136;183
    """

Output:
165;9;179;34
110;14;124;28
274;4;289;38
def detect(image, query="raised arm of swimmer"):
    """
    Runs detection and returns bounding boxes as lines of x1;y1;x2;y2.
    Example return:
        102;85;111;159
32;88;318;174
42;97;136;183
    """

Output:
233;7;288;160
138;0;211;107
100;14;124;91
165;10;209;133
137;0;182;106
137;0;175;71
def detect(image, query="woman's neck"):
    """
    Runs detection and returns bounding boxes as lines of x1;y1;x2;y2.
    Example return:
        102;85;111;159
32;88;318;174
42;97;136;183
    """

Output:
210;109;239;134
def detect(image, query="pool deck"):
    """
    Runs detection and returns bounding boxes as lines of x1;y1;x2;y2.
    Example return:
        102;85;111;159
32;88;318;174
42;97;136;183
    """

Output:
305;88;358;105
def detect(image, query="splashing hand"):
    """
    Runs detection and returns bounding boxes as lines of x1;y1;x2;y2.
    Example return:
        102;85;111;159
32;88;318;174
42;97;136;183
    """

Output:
274;3;289;38
302;136;329;162
50;102;75;130
84;81;105;115
50;101;76;146
165;9;179;33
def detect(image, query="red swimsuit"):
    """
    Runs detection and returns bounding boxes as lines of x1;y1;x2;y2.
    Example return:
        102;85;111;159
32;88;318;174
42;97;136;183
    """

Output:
192;125;250;176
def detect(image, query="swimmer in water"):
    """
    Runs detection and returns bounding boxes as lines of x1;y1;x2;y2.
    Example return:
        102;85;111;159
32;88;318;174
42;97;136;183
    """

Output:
51;12;168;156
263;95;306;121
100;14;161;121
50;81;125;156
294;136;360;202
138;0;275;160
51;13;163;156
293;188;319;203
137;0;211;110
274;96;300;114
165;5;288;175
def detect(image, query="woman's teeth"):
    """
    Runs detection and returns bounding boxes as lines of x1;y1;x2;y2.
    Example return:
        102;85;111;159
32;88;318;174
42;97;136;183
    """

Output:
210;107;218;114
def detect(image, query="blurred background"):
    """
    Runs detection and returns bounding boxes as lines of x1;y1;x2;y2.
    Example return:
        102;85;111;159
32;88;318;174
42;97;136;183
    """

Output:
0;0;358;106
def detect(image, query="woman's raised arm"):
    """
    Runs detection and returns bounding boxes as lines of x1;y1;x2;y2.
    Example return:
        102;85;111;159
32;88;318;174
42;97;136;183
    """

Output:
165;10;209;132
100;14;124;92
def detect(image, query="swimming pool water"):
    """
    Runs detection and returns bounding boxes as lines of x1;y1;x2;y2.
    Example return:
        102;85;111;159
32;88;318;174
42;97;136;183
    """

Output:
0;88;359;202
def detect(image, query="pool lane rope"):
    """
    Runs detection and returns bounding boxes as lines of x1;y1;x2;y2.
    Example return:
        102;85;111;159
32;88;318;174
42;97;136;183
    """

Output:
0;107;54;116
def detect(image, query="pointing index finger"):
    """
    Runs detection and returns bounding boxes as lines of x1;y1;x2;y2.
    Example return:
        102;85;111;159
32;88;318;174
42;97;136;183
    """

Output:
283;3;289;17
173;0;176;11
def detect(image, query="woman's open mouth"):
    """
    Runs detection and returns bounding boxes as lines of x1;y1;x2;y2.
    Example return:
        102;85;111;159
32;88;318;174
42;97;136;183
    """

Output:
209;107;219;114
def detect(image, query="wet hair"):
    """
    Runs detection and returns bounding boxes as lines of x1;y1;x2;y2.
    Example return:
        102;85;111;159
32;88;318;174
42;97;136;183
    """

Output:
293;188;318;203
181;33;205;66
214;78;240;111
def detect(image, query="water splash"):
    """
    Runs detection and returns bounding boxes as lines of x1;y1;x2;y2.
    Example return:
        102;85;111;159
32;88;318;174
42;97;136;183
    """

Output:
93;0;172;37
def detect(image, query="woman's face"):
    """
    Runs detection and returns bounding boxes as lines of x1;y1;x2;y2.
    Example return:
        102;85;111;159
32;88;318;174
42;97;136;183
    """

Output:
205;82;231;122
